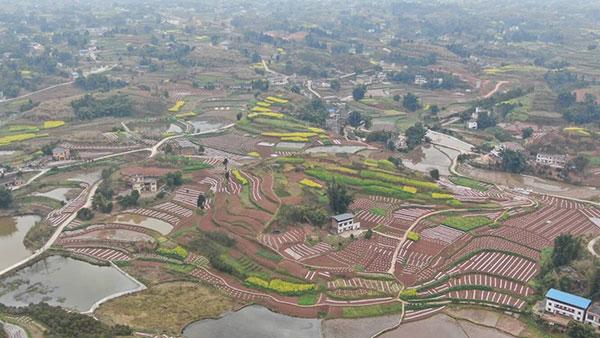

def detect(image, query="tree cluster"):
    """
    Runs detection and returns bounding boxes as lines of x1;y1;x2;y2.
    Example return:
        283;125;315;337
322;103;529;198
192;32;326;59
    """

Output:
500;149;528;173
164;172;183;189
0;303;131;338
71;94;133;120
278;205;328;227
559;93;600;124
117;190;140;209
405;122;427;150
294;99;329;127
402;93;421;112
75;74;127;92
0;186;13;209
92;181;113;213
327;180;353;214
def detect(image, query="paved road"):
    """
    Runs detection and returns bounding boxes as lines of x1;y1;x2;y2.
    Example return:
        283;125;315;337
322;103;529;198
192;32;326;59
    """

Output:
0;64;118;104
0;81;74;104
305;80;322;98
0;180;101;277
588;235;600;258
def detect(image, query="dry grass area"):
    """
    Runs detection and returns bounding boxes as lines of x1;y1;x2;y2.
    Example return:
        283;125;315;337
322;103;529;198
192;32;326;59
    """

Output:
95;282;241;335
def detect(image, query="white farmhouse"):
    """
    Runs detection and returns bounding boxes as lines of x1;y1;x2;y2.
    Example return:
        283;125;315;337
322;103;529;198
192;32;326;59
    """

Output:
331;213;360;234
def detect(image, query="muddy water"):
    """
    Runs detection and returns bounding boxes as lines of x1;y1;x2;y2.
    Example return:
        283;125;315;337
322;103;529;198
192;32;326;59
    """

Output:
183;305;321;338
112;214;173;235
402;145;459;176
0;215;40;272
167;123;183;133
459;165;600;199
33;187;76;203
189;120;222;133
0;256;140;312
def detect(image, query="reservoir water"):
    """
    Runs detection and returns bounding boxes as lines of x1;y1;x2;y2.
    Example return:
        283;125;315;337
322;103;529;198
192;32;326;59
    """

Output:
183;305;322;338
0;255;141;312
0;215;40;272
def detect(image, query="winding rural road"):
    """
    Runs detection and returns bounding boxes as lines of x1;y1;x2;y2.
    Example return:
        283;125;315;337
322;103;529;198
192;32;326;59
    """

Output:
0;81;74;104
588;235;600;258
305;80;322;98
483;80;509;98
0;64;118;104
0;180;101;277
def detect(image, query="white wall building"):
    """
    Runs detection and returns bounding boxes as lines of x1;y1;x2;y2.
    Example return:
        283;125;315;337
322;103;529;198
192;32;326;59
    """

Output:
536;153;567;169
545;288;591;322
331;213;360;234
586;305;600;328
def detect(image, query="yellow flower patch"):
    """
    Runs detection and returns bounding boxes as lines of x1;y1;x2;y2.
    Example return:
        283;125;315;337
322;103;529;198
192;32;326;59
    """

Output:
299;179;322;189
168;100;186;112
42;120;66;129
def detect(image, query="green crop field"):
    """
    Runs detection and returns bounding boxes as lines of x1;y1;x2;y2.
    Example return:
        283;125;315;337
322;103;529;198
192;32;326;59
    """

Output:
442;216;493;231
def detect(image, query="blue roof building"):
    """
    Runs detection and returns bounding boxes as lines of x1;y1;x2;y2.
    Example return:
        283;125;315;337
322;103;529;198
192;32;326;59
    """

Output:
545;288;592;310
545;288;592;323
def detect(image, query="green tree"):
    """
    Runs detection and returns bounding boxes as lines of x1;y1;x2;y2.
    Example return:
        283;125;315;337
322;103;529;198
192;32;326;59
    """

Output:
197;194;206;209
566;321;598;338
330;79;341;91
552;234;581;267
164;172;183;188
569;155;589;173
365;229;373;239
295;99;329;127
556;91;576;110
0;186;13;209
71;94;133;120
118;190;140;209
352;85;367;101
500;149;527;173
405;122;427;150
364;117;372;130
429;104;440;114
347;111;363;127
522;127;534;139
76;207;94;221
476;111;497;129
327;180;353;214
430;169;440;180
402;93;421;112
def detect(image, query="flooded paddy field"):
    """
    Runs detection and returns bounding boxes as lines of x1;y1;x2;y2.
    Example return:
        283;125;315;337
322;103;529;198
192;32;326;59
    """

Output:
112;213;173;235
401;144;459;176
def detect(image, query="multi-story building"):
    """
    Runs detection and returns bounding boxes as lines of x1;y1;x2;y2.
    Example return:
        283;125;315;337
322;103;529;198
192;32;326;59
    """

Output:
331;213;360;234
586;304;600;328
52;146;71;161
536;153;567;169
545;288;591;322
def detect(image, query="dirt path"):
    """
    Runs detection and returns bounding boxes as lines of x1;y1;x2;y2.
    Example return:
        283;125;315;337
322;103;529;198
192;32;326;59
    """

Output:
483;81;509;98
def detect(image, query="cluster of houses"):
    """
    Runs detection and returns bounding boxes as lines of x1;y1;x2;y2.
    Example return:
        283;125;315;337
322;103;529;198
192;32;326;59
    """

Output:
484;142;569;172
543;288;600;329
414;74;444;87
